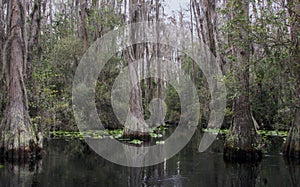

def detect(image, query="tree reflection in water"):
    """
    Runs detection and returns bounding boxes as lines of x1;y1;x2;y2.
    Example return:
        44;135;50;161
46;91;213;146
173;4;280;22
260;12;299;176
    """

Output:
224;162;260;187
284;158;300;187
0;137;298;186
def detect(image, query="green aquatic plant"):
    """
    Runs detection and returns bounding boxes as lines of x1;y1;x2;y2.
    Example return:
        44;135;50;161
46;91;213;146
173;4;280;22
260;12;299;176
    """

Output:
156;141;165;145
150;132;163;138
202;128;228;135
201;128;288;138
129;139;143;145
257;130;288;138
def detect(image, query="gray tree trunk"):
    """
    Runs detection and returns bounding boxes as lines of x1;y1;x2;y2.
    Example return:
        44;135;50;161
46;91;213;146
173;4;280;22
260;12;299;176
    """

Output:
0;0;6;114
27;0;42;78
283;0;300;159
0;0;41;160
223;0;262;162
123;0;150;139
80;0;89;49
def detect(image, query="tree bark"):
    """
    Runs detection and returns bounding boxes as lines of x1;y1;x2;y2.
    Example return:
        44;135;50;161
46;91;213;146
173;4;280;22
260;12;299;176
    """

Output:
223;0;262;162
155;0;163;127
0;0;6;116
283;0;300;159
79;0;89;49
0;0;5;65
123;0;150;140
204;0;216;56
192;0;206;45
27;0;42;79
0;0;41;160
190;0;195;82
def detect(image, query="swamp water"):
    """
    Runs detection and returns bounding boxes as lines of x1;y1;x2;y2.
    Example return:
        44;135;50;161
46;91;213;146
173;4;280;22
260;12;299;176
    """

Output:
0;129;299;187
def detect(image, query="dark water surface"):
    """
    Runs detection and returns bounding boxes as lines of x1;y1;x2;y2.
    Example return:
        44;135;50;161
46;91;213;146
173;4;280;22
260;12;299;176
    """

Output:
0;132;299;187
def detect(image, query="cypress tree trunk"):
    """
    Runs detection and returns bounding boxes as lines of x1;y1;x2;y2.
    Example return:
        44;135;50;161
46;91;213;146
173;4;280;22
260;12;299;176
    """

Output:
0;0;41;160
79;0;89;49
0;0;5;117
27;0;41;77
123;0;150;140
223;0;262;162
0;0;4;65
155;0;164;128
283;0;300;159
284;112;300;158
224;94;262;161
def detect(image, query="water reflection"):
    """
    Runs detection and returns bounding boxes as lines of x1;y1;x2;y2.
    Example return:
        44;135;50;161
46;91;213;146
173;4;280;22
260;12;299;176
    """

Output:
0;160;42;187
284;158;300;187
142;160;184;187
126;141;184;187
129;167;143;187
223;162;260;187
0;134;298;186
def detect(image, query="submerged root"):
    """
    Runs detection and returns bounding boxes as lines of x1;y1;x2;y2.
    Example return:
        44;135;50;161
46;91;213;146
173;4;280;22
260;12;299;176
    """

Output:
0;130;42;161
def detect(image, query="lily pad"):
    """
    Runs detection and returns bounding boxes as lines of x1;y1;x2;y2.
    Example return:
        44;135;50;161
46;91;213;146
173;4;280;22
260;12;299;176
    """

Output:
156;141;165;145
129;139;143;145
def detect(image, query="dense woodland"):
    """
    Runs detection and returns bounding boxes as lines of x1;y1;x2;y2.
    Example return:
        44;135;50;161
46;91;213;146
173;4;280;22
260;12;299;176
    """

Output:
0;0;299;162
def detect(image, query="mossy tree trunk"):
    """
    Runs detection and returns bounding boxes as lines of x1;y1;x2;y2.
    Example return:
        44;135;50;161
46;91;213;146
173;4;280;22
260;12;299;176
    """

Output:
0;0;6;117
0;0;4;67
224;94;262;161
223;0;262;162
79;0;89;50
0;0;41;160
155;0;164;128
27;0;42;78
284;112;300;158
283;0;300;159
123;0;150;140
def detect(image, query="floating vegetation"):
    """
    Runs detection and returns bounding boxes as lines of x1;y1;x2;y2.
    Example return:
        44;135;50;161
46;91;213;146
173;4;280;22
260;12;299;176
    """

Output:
202;128;288;138
156;126;168;132
129;139;143;145
156;141;165;145
258;130;288;138
51;130;109;140
50;125;168;141
202;128;228;135
50;126;288;143
0;165;4;169
150;131;163;138
149;125;167;138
